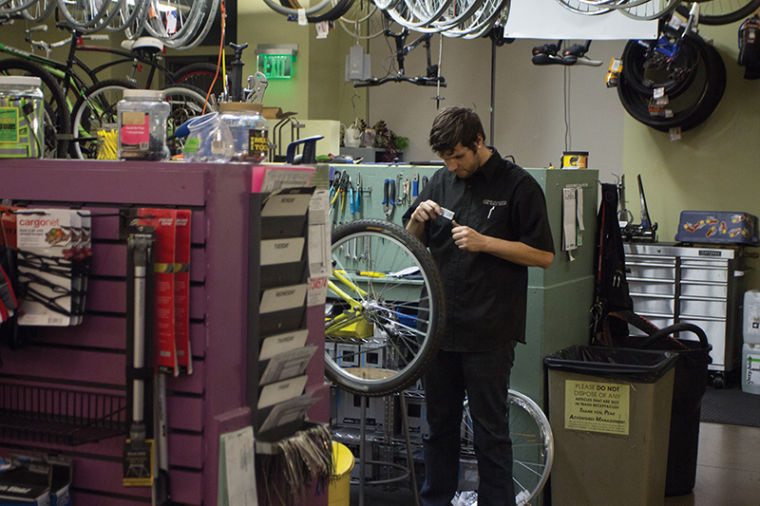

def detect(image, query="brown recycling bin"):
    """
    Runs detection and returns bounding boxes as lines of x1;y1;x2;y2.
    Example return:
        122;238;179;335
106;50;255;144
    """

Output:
545;346;677;506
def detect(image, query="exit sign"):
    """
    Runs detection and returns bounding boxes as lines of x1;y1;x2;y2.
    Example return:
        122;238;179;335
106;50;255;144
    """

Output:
257;54;294;79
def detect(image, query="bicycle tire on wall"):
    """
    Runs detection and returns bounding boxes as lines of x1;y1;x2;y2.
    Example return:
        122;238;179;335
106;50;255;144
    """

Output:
621;33;701;98
616;34;726;132
325;219;445;396
0;58;70;158
676;0;760;25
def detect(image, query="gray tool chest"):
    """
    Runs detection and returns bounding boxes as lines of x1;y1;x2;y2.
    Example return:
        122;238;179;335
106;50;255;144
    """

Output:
624;242;746;387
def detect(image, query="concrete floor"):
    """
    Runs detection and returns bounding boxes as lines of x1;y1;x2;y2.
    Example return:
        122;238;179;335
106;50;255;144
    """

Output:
349;422;760;506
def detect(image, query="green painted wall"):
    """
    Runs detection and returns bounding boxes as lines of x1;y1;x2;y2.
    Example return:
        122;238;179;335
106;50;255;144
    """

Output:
623;22;760;290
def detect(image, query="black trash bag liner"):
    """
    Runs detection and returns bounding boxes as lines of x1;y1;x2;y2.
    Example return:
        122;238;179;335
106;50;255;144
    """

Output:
544;345;678;383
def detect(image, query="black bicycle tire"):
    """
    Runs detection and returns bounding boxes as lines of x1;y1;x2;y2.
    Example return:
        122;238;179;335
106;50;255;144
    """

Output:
676;0;760;25
70;79;135;159
308;0;354;22
325;219;445;396
171;62;223;99
617;35;726;131
621;35;701;98
0;57;71;157
673;40;726;131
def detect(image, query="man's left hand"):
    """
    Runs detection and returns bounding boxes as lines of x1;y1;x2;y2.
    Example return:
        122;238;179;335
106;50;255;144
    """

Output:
451;220;488;252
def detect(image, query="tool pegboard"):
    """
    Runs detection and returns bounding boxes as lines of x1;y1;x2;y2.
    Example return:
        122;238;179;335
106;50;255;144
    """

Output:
326;163;442;228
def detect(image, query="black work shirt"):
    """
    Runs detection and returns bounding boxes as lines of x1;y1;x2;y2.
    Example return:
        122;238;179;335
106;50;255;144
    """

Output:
402;149;554;352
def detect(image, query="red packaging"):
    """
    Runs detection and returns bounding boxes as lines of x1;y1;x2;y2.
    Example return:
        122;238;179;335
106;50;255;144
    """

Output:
138;208;178;376
174;210;192;375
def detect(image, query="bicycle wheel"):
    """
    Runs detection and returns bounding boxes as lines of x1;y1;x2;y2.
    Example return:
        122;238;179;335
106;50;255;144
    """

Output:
337;0;390;39
621;31;701;98
325;219;445;396
616;33;726;132
171;62;223;102
22;0;56;21
676;0;760;25
461;390;554;506
0;58;71;158
71;79;134;159
161;83;217;156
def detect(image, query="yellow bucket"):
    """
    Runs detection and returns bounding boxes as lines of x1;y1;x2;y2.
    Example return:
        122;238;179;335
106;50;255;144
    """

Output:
329;442;355;506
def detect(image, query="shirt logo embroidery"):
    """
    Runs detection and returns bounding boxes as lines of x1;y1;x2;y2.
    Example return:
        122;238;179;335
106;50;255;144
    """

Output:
483;200;507;220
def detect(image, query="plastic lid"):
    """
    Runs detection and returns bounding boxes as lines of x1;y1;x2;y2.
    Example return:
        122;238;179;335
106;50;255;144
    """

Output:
0;76;42;87
219;102;263;112
122;89;164;99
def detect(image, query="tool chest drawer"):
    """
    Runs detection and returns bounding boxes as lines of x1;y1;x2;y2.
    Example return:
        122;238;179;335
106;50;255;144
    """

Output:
626;256;677;280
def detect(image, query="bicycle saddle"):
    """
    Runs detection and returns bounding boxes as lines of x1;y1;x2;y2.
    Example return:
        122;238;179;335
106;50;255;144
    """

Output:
531;43;562;65
120;37;164;54
561;43;601;66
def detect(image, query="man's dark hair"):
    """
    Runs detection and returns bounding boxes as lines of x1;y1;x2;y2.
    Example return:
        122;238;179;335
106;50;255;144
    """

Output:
429;107;486;154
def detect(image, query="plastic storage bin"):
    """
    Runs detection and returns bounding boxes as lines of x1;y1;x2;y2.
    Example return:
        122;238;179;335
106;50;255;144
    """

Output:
117;89;170;160
218;102;268;162
742;343;760;394
544;346;677;506
0;76;44;158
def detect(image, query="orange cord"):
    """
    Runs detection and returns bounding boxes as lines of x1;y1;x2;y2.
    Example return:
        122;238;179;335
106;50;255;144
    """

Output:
203;0;225;114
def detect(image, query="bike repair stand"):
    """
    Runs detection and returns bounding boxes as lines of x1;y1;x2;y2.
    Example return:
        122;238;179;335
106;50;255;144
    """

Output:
356;391;420;506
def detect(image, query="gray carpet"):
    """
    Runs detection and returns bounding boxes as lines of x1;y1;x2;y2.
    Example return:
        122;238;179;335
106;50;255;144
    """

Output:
700;386;760;427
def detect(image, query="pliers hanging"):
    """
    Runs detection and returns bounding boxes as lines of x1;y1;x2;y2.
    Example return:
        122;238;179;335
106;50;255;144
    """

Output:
339;172;349;212
383;178;396;219
330;170;342;207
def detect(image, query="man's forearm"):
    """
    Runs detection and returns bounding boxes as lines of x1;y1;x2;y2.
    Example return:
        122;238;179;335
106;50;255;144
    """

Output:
482;236;554;268
405;219;427;244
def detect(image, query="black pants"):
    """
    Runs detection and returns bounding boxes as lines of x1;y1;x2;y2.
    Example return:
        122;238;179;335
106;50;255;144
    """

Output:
419;343;517;506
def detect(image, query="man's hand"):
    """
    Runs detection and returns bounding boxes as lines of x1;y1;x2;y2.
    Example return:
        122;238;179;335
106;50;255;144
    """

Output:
406;199;441;243
451;220;488;252
410;199;442;223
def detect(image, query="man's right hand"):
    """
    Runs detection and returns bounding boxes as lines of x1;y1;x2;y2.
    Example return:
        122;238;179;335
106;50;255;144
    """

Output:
406;199;441;242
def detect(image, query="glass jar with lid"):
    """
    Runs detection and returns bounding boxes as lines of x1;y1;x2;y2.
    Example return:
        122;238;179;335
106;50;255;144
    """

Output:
0;76;44;158
218;102;269;163
117;89;170;161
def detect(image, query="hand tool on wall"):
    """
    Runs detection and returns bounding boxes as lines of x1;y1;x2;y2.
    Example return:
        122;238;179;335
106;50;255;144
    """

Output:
383;179;390;216
421;176;429;194
412;173;419;197
349;179;355;215
340;172;349;212
403;177;411;207
396;173;404;206
356;172;362;213
124;226;156;488
329;170;341;207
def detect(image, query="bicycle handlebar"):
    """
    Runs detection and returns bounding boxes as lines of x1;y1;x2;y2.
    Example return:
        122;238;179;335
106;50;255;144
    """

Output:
353;74;446;88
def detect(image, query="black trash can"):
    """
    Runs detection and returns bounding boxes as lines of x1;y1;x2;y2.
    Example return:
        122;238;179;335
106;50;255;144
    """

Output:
545;346;678;506
619;322;712;496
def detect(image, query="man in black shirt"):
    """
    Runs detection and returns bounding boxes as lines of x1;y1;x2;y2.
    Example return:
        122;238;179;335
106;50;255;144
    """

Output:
403;107;554;506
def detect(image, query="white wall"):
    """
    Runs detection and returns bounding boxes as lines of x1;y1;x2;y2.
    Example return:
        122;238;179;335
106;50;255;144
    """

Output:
366;35;626;183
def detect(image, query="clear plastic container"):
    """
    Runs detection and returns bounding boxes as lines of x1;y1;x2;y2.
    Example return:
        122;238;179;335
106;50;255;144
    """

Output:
0;76;44;158
182;112;233;163
218;102;268;162
117;89;170;161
